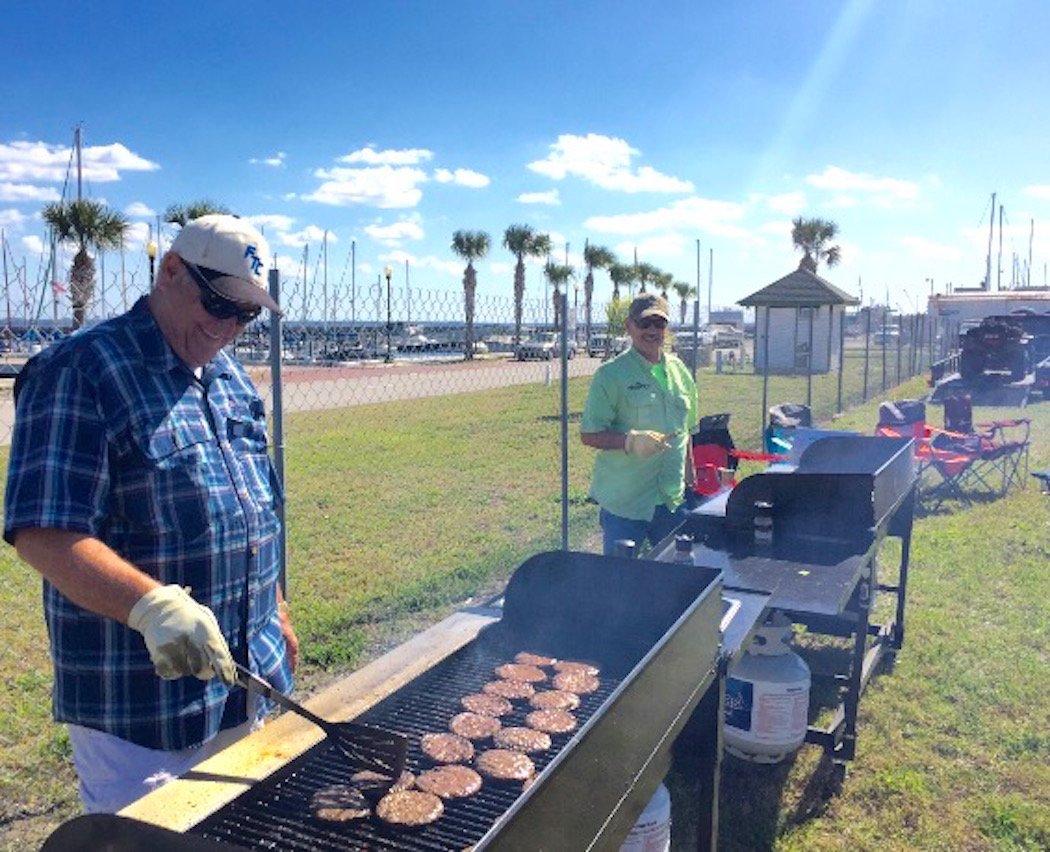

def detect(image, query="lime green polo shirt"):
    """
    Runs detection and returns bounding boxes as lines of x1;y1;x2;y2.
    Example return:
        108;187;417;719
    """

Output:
581;347;699;521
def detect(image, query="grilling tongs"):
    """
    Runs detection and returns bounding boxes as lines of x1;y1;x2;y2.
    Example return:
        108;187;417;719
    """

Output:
234;663;407;781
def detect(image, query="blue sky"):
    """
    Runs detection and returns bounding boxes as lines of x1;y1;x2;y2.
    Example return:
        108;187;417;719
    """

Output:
3;0;1050;316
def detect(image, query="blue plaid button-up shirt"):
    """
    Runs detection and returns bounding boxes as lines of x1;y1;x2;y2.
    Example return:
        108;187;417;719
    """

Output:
4;298;292;750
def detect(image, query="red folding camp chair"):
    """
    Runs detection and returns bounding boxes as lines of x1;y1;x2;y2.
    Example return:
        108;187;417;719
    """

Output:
691;413;784;498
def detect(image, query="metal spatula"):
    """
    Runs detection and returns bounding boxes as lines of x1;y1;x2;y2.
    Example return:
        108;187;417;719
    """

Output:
234;663;407;780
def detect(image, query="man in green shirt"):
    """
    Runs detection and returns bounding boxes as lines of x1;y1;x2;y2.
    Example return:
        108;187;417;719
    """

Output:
581;294;699;554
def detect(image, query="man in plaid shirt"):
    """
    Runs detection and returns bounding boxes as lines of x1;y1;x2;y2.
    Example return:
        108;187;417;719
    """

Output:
4;216;298;813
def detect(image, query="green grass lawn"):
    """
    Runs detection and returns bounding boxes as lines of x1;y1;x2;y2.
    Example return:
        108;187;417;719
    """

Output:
0;360;1045;849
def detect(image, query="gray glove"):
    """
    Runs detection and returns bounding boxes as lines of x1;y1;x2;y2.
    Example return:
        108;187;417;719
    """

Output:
128;585;236;685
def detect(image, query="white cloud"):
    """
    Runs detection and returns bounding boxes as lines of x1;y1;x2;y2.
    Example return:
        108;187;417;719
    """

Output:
825;194;860;209
0;140;158;183
1022;184;1050;201
21;234;45;255
806;166;918;205
585;196;751;241
0;182;60;202
488;261;514;276
615;233;689;258
0;208;27;229
124;201;155;217
364;215;425;246
528;133;693;194
305;165;428;208
379;249;460;277
247;213;296;233
278;225;336;249
517;189;560;205
339;146;433;166
122;220;151;249
766;191;806;215
433;168;490;188
250;151;286;168
757;220;793;238
900;236;962;263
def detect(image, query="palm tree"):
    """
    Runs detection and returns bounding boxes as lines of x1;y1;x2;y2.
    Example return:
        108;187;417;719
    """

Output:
672;281;697;326
42;199;128;329
608;262;634;301
450;230;490;360
655;271;674;300
165;200;231;227
635;262;659;294
582;243;615;346
791;216;841;272
502;225;551;345
543;261;575;330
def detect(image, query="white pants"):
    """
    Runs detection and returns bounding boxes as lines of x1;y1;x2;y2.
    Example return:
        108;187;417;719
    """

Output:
68;696;263;814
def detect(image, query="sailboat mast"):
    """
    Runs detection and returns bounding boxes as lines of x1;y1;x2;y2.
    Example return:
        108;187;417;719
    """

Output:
1028;219;1034;288
75;125;83;202
2;229;10;330
997;203;1004;291
985;192;995;290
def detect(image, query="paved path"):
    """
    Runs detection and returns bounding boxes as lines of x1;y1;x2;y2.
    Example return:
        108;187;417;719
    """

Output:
0;356;600;446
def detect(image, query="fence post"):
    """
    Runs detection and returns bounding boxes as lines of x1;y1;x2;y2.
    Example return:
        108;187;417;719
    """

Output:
559;291;569;552
760;307;770;444
863;309;871;402
267;268;287;597
896;321;903;386
836;307;845;413
806;307;814;408
881;313;887;392
691;298;700;382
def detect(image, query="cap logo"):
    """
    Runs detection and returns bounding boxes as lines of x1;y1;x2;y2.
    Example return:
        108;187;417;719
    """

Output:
244;244;263;276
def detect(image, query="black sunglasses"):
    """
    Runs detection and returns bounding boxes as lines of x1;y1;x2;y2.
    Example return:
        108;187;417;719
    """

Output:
181;260;262;325
635;316;668;330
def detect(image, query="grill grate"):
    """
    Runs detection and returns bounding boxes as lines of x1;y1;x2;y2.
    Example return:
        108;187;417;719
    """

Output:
190;640;620;850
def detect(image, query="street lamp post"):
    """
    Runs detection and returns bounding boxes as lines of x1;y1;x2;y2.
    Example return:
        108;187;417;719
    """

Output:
146;239;157;287
384;265;394;363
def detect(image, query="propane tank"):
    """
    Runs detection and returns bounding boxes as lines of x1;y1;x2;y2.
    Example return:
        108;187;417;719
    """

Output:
723;611;810;763
620;782;671;852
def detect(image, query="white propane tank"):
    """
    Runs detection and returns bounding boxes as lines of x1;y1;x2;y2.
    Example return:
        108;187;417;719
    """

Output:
723;611;811;763
620;783;671;852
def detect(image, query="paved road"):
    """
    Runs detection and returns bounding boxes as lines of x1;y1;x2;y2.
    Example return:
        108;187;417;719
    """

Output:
0;355;601;446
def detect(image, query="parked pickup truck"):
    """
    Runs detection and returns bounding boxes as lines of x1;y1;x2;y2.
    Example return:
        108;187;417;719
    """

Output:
516;332;578;360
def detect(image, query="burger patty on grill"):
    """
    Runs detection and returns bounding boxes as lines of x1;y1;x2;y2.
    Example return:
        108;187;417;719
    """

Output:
310;784;371;822
525;708;578;734
461;692;514;717
552;670;600;695
475;749;536;781
528;690;581;711
420;732;475;763
552;660;600;677
449;712;501;740
493;726;552;754
514;651;557;667
375;790;444;827
415;765;483;799
494;663;547;683
482;679;536;701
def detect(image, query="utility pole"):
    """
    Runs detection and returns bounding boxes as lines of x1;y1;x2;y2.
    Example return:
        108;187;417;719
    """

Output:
985;191;995;290
695;239;701;321
708;248;714;323
322;230;328;323
1028;219;1034;288
997;203;1004;291
2;229;10;331
350;239;356;323
405;258;410;326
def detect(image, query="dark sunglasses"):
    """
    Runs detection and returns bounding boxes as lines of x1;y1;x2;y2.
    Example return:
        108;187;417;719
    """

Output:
635;316;668;330
182;260;262;325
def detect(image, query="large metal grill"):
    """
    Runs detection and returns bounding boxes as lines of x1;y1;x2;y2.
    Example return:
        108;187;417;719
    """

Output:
171;550;724;851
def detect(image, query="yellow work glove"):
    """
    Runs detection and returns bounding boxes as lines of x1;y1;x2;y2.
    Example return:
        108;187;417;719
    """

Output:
624;430;672;459
127;585;236;686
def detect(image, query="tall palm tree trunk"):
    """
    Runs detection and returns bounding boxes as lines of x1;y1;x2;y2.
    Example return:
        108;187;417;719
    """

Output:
463;263;477;360
70;246;95;329
513;257;525;345
552;286;561;330
584;270;594;350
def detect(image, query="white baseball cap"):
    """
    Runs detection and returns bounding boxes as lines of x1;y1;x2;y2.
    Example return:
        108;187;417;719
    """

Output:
169;214;280;314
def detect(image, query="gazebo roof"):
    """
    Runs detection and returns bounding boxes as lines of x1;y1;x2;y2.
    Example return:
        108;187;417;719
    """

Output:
738;266;859;307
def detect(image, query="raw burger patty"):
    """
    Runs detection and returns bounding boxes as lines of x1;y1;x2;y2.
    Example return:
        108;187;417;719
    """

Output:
552;660;600;677
416;764;483;799
461;692;513;717
514;651;557;667
529;690;581;711
552;670;600;695
450;712;502;740
311;784;371;822
483;679;535;700
525;708;577;734
420;732;475;763
375;790;444;827
349;769;415;800
494;663;547;683
475;748;535;781
494;726;552;753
